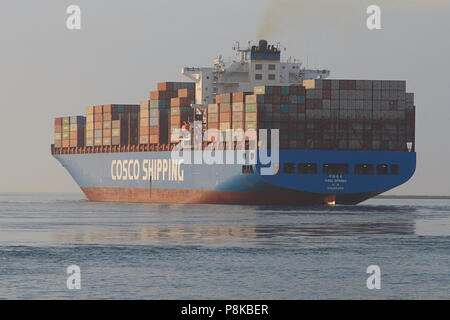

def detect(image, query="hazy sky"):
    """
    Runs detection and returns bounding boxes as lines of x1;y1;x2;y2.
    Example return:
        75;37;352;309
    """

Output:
1;0;449;195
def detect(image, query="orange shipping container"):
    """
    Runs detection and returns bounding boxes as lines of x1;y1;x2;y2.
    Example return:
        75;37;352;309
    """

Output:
220;112;232;122
170;97;193;108
94;114;103;122
150;127;159;135
94;122;103;130
157;82;174;91
232;92;246;103
177;88;195;99
140;126;149;135
149;135;159;144
94;105;103;113
219;103;231;113
150;91;166;100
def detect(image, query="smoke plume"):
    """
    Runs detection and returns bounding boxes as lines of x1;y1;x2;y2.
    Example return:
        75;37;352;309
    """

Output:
258;0;302;40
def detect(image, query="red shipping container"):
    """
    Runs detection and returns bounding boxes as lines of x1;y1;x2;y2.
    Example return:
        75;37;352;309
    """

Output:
323;90;331;100
272;95;281;104
314;100;323;109
281;95;289;103
264;95;273;104
94;114;103;122
54;118;62;126
94;105;103;113
272;86;281;96
54;126;62;133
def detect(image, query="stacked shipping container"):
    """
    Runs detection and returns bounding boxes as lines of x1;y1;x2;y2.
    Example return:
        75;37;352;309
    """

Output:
139;82;195;145
53;79;415;153
85;104;138;147
54;116;85;148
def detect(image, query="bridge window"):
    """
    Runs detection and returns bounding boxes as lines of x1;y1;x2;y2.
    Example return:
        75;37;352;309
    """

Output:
284;163;295;174
255;64;263;70
377;164;389;175
323;164;349;175
391;164;399;175
268;74;276;80
268;64;276;70
298;163;317;174
242;165;254;174
355;164;374;175
255;74;263;80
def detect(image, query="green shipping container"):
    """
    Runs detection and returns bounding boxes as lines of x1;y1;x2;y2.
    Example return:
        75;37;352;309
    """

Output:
86;138;94;147
245;103;257;113
150;100;166;109
94;138;102;146
103;121;111;129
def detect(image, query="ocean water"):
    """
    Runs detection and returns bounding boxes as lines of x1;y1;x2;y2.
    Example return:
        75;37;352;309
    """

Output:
0;193;449;300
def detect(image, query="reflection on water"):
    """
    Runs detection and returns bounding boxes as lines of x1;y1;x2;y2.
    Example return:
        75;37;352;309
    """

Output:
0;194;437;247
0;195;450;299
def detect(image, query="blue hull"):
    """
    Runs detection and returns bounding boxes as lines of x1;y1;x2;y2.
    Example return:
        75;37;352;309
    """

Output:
54;150;416;205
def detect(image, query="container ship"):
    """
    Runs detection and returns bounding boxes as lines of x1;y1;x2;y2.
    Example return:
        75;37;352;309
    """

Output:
51;40;416;205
